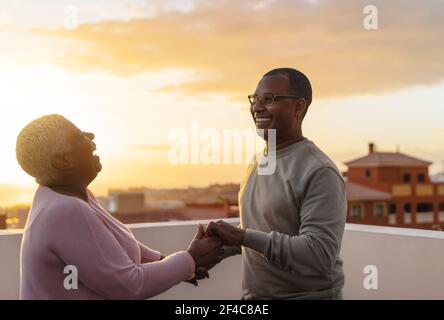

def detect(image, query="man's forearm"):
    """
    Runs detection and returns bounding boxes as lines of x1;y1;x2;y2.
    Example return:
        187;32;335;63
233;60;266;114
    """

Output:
221;245;242;259
242;227;342;274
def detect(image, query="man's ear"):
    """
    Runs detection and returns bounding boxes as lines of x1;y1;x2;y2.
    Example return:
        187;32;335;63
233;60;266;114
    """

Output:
293;98;307;119
51;154;74;171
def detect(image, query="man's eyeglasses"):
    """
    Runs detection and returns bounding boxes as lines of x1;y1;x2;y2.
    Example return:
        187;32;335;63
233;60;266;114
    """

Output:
248;93;301;106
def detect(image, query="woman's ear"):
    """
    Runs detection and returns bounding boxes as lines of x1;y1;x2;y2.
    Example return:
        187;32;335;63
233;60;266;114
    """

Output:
51;154;74;171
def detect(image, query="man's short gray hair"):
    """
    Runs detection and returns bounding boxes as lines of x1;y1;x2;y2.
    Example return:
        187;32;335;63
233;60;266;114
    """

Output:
16;114;77;185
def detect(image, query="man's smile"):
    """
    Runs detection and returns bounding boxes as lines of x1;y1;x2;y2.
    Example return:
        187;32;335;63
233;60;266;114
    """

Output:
255;114;273;128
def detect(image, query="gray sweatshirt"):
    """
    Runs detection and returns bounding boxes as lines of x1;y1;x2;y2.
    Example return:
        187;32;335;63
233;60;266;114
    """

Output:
226;138;346;299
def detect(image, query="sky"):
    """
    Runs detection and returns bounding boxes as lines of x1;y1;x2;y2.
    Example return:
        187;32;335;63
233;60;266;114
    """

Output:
0;0;444;206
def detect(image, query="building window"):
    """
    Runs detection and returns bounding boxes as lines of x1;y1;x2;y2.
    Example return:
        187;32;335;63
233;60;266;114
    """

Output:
365;169;371;178
404;212;412;224
351;204;362;219
417;174;425;183
389;204;397;214
417;203;433;212
403;203;412;224
403;174;411;183
416;202;434;224
404;203;411;213
439;203;444;222
374;203;384;218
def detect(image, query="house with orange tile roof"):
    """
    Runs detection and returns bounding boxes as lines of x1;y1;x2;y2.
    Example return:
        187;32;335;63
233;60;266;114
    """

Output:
344;143;444;230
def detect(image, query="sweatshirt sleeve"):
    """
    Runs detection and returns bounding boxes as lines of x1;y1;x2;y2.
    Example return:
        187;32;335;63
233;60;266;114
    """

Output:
242;167;346;274
48;200;195;299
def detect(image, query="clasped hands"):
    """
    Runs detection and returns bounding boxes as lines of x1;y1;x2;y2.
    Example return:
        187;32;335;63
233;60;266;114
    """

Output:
185;220;245;286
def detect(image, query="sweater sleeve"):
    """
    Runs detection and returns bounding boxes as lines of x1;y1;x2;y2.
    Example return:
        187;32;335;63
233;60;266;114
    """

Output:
138;242;162;263
242;167;346;275
49;200;195;299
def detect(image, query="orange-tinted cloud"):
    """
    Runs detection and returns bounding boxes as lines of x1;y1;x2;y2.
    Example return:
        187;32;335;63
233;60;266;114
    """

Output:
35;0;444;100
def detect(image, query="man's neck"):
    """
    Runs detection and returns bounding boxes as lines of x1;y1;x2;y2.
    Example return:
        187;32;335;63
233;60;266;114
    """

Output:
267;132;305;151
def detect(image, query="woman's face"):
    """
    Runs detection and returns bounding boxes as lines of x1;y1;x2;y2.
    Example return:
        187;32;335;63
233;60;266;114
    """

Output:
67;128;102;185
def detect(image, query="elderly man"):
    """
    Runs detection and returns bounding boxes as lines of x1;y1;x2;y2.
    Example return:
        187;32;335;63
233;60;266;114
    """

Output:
16;114;222;299
206;68;347;299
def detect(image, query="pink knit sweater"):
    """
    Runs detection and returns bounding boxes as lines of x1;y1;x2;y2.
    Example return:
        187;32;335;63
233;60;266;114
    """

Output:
20;185;195;299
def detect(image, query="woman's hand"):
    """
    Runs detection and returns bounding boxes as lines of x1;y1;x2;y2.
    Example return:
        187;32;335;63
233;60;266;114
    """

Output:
185;224;223;286
187;225;223;268
184;267;210;287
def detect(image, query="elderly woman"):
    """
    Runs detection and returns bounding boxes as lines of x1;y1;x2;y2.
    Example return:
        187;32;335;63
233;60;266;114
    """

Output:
16;114;222;299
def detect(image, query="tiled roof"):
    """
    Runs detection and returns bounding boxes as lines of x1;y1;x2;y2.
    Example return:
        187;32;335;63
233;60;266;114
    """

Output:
346;181;392;201
345;152;432;167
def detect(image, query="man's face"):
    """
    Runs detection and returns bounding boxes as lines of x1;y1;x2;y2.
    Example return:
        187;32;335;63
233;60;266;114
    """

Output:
67;128;102;184
250;74;298;142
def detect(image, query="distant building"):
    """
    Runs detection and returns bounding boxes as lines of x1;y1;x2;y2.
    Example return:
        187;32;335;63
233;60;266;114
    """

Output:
182;200;239;221
0;205;30;229
106;186;239;225
344;143;444;230
95;196;109;211
143;184;239;204
0;214;6;230
108;191;145;214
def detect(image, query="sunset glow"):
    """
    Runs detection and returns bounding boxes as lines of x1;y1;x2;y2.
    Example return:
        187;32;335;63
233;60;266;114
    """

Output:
1;0;444;206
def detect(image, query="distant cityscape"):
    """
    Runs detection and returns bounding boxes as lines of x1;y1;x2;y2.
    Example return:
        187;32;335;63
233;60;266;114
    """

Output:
1;142;444;231
0;184;240;229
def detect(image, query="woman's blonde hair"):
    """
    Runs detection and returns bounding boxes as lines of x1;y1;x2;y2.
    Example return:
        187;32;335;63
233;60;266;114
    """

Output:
16;114;77;185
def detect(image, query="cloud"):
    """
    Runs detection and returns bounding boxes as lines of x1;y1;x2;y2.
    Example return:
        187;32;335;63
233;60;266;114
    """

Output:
32;0;444;100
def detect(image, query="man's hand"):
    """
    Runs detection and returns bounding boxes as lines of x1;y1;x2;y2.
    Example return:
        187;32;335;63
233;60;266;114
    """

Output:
205;220;246;246
186;224;223;286
185;266;209;287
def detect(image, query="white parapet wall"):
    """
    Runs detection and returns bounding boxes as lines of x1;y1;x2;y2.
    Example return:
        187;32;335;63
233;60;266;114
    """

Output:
341;223;444;299
1;219;444;299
